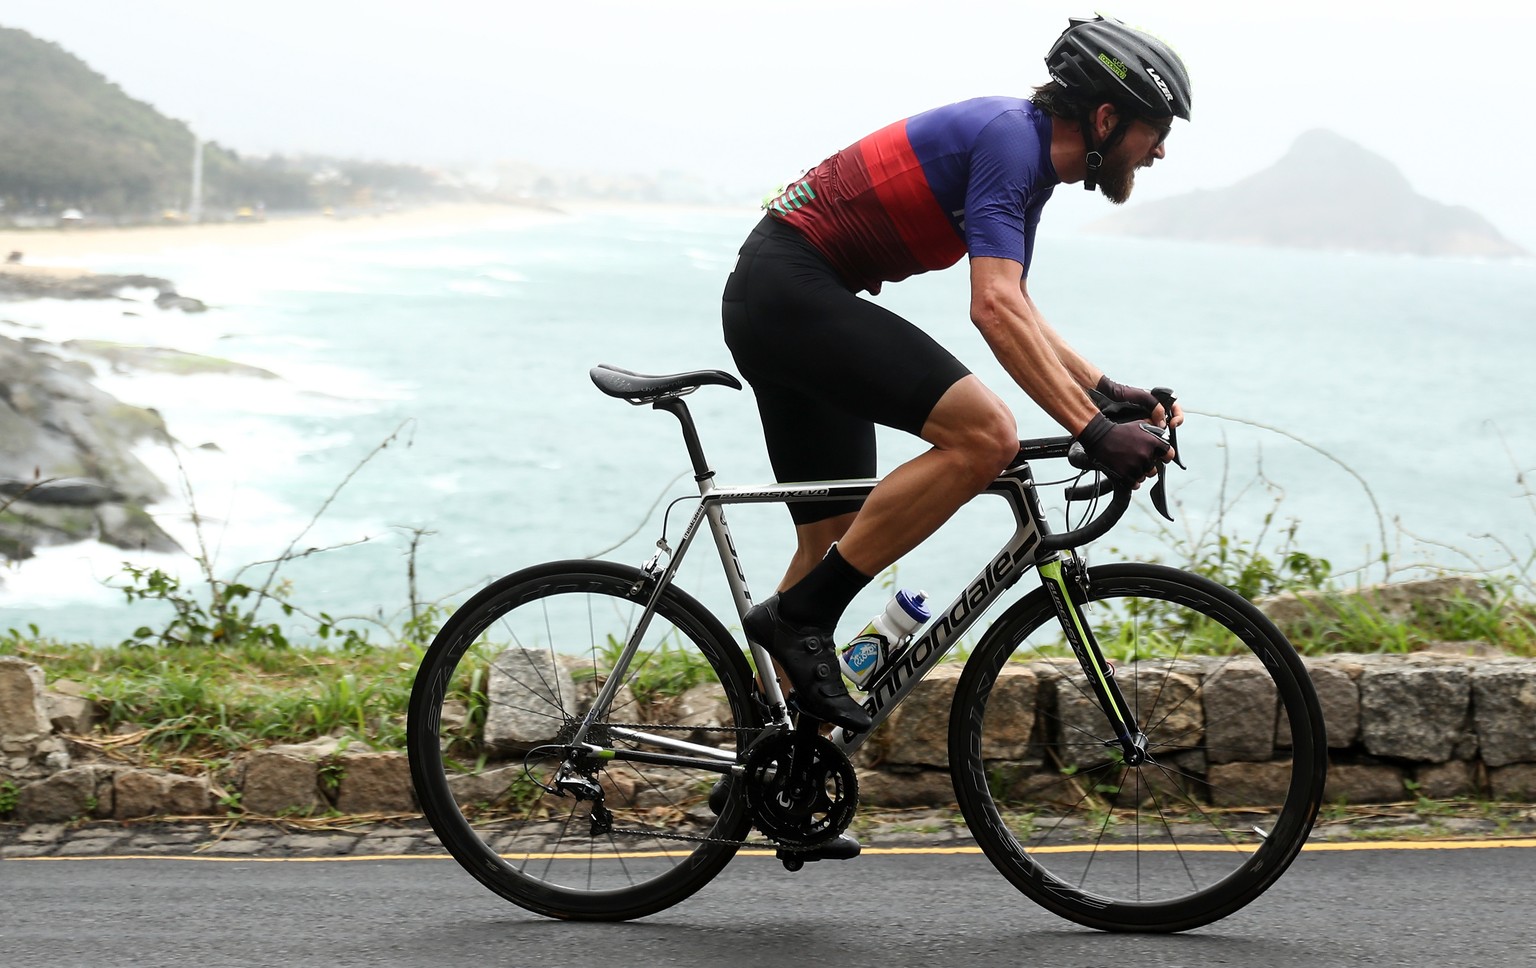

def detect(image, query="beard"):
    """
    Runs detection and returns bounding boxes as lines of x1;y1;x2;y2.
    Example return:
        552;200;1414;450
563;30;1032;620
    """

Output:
1096;152;1139;205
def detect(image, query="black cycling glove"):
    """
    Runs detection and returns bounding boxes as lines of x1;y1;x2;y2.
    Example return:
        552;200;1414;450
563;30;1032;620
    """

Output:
1095;375;1161;420
1078;412;1171;481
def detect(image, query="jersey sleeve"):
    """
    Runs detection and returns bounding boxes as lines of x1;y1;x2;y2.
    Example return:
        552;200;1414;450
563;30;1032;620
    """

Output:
963;110;1050;272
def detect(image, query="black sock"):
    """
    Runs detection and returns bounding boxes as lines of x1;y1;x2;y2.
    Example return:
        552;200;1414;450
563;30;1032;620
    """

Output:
778;544;872;630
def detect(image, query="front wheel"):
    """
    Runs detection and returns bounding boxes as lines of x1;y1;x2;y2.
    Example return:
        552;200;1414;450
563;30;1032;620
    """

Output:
407;560;761;921
950;562;1326;932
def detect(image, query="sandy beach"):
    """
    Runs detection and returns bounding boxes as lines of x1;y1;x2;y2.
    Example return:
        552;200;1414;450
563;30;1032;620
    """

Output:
0;201;567;272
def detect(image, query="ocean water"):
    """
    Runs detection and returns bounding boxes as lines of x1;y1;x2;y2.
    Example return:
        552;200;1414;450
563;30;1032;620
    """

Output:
2;206;1533;646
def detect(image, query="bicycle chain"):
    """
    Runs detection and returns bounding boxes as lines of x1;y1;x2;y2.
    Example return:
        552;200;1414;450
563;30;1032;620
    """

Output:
591;720;835;852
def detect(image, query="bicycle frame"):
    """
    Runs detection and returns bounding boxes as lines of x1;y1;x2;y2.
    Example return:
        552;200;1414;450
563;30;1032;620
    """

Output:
574;391;1149;769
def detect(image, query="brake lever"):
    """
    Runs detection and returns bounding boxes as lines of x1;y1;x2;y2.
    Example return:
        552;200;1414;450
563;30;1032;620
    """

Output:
1150;387;1186;469
1144;427;1174;522
1148;387;1182;522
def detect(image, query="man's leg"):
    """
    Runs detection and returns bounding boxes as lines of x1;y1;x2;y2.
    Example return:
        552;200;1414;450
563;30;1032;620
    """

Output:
746;376;1017;731
835;375;1018;577
779;374;1019;627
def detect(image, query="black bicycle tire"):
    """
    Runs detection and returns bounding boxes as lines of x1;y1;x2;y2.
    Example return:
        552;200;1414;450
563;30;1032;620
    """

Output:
407;559;760;921
949;562;1327;932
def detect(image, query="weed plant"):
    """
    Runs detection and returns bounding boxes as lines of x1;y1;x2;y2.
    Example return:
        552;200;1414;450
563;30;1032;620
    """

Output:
2;420;1533;768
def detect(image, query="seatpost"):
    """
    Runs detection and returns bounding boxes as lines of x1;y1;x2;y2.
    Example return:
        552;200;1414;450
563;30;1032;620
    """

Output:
652;397;715;483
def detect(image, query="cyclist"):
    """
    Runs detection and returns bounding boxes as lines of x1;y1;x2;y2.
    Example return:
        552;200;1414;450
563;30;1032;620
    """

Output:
723;15;1191;733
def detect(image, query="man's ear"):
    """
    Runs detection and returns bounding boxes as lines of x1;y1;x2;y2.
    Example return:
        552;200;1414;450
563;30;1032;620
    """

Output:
1093;103;1120;140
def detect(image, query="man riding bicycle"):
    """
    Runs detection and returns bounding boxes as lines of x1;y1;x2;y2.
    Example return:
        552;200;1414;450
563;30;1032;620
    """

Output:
722;15;1192;734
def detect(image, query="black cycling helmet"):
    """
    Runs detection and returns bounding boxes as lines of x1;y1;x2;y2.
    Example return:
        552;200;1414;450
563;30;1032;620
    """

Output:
1046;14;1192;121
1045;15;1192;191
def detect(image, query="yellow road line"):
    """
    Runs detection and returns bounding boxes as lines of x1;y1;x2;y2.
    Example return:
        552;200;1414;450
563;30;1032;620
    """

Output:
7;838;1535;863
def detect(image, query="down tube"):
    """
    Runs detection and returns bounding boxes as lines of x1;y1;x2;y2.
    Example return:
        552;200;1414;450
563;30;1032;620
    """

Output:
831;511;1043;753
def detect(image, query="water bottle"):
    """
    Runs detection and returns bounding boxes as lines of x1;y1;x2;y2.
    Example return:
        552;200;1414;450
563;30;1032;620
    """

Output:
839;590;930;690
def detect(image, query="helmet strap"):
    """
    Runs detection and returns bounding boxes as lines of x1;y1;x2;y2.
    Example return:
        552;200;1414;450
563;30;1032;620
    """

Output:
1080;106;1135;192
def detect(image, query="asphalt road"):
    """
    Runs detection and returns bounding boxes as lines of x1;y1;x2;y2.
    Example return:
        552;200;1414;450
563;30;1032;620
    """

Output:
4;844;1531;968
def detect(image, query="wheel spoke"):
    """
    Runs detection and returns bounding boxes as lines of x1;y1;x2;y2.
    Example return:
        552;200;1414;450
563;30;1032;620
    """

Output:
407;563;758;920
954;563;1325;932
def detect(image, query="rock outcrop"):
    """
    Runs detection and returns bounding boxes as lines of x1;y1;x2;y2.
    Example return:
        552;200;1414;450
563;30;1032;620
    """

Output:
0;334;180;559
0;266;206;311
1090;129;1528;258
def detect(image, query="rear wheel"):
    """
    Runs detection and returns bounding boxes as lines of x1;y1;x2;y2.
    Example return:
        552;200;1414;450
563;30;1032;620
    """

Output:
407;560;761;921
950;563;1326;932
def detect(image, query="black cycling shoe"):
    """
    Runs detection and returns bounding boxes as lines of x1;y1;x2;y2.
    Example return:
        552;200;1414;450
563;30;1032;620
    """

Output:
743;595;873;733
778;833;862;870
708;775;732;815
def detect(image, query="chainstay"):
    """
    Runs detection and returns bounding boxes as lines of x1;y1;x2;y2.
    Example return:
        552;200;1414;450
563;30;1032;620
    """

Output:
601;721;761;734
607;826;838;852
595;721;840;851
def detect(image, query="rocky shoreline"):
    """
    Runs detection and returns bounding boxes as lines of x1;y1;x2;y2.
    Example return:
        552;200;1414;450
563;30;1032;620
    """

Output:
0;265;207;312
0;265;222;562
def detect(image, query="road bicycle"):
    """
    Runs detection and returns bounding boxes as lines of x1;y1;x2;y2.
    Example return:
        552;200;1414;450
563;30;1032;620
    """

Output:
406;364;1327;932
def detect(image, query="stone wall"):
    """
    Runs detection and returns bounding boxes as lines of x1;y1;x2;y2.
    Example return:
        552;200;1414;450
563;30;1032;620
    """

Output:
4;648;1535;822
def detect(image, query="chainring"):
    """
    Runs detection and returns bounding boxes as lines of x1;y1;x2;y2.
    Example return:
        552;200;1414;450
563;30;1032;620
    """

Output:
742;731;858;848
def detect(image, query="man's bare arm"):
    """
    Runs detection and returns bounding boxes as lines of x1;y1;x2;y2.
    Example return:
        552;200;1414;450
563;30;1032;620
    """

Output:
968;256;1099;434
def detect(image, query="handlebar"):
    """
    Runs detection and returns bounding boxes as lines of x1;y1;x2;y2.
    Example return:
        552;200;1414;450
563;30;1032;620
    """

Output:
1012;386;1183;553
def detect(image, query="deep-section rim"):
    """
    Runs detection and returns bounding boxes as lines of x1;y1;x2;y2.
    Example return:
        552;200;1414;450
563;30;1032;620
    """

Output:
407;559;760;921
950;561;1327;933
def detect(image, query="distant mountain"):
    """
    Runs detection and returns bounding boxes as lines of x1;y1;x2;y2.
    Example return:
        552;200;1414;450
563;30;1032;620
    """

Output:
0;26;455;218
1088;129;1527;258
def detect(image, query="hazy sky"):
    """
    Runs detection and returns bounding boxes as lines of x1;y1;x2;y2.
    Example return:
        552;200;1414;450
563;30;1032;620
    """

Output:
6;0;1535;247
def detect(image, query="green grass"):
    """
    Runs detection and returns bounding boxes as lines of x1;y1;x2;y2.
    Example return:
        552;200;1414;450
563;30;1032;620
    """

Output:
0;633;420;764
8;566;1532;772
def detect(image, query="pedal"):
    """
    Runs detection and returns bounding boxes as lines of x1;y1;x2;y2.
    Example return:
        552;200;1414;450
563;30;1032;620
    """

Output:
777;833;861;871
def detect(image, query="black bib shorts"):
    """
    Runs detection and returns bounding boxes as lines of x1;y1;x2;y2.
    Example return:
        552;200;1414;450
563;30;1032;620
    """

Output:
722;217;971;525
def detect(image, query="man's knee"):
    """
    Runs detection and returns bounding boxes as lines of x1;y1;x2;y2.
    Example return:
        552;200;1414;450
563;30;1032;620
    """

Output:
924;379;1019;478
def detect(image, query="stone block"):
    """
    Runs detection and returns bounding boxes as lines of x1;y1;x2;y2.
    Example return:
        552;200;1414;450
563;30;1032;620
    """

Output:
1472;660;1536;767
875;664;963;768
110;770;213;819
15;765;115;822
1359;660;1472;762
484;648;578;748
239;748;325;816
113;770;169;819
333;752;415;814
1208;761;1294;808
45;692;97;735
109;774;213;817
1203;659;1276;763
1325;763;1407;804
1053;664;1201;771
671;681;733;742
874;664;1036;769
0;656;50;740
163;773;216;816
1489;764;1536;801
975;665;1038;762
1304;660;1361;749
1413;760;1477;800
447;764;523;810
856;768;956;809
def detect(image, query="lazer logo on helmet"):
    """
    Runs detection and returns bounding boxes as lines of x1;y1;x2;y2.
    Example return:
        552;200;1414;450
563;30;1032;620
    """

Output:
1146;68;1174;103
1097;52;1129;79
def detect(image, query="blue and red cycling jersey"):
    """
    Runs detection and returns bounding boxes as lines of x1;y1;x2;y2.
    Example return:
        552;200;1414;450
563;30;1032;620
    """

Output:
766;97;1059;294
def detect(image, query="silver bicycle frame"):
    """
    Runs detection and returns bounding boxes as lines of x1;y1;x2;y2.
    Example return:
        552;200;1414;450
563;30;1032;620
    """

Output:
572;383;1087;766
586;467;1053;759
